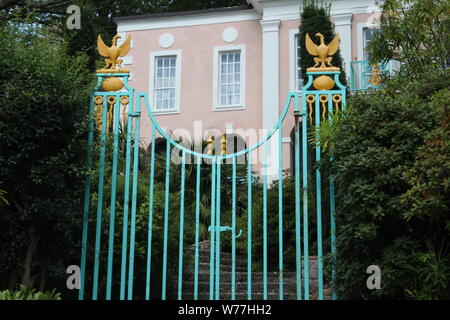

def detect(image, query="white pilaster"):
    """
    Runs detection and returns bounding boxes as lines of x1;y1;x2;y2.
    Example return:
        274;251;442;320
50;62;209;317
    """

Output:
260;19;280;179
332;13;353;77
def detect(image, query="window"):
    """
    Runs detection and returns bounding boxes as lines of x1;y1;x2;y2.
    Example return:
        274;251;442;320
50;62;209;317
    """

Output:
149;50;181;114
290;30;303;92
213;45;245;110
219;51;241;106
294;34;303;91
363;28;380;60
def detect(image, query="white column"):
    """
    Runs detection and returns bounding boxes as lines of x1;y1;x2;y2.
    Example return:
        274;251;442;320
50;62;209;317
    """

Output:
333;13;353;78
260;19;280;180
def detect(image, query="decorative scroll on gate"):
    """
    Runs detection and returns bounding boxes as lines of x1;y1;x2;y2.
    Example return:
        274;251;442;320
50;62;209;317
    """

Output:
79;33;345;301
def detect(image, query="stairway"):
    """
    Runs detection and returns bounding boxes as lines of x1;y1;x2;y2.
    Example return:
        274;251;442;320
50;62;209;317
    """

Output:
173;241;332;300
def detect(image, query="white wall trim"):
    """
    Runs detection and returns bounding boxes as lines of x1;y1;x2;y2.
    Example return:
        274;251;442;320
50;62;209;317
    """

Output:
250;0;378;21
357;22;369;61
289;28;300;92
332;12;353;26
334;12;353;76
212;44;246;111
261;18;280;180
149;50;182;115
117;10;260;32
260;19;281;32
117;0;380;32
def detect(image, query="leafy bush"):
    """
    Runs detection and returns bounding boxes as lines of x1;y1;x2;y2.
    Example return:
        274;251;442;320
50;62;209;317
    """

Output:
0;24;95;294
314;0;450;300
0;285;61;300
326;70;450;299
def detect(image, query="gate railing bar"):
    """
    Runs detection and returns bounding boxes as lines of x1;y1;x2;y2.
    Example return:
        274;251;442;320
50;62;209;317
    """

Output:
106;97;121;299
120;93;134;300
278;127;284;300
247;152;252;300
294;111;302;300
194;156;201;300
263;144;268;300
302;93;310;300
315;95;323;300
127;94;141;300
231;155;237;300
92;96;108;300
79;91;97;300
209;158;216;300
146;124;156;300
161;140;171;300
214;158;222;300
328;97;337;301
302;72;346;301
177;150;186;300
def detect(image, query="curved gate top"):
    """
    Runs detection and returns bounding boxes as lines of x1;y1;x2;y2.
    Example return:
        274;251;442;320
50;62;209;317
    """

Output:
79;34;346;301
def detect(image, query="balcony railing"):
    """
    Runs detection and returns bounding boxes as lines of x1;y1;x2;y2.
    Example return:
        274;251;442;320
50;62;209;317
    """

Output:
349;60;401;92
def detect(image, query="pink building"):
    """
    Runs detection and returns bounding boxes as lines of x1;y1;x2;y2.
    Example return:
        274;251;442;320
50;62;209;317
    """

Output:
114;0;381;176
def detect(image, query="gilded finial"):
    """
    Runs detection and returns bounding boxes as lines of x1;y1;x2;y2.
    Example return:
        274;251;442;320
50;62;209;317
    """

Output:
305;32;340;72
220;134;227;155
369;63;381;87
97;34;132;73
206;135;214;155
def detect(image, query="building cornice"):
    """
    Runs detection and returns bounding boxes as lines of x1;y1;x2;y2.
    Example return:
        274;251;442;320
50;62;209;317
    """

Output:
117;9;261;32
260;19;281;32
117;0;380;32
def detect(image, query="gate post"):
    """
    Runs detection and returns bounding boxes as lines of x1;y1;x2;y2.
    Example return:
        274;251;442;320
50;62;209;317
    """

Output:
79;34;136;300
299;33;346;300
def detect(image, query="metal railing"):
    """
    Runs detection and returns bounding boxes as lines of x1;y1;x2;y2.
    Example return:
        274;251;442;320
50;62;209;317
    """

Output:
349;60;400;92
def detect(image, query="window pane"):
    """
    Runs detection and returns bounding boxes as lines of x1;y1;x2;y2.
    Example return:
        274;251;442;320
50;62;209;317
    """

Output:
294;34;303;91
154;55;177;111
218;50;242;106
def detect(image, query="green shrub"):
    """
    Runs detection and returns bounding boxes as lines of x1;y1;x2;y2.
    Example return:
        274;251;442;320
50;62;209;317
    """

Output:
0;23;95;295
327;70;450;299
0;285;61;300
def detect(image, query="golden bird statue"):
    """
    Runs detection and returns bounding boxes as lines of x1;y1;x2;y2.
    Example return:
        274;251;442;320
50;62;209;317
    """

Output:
97;34;132;73
306;32;340;71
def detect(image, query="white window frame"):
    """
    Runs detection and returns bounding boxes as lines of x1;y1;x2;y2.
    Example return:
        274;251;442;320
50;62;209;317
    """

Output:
289;29;302;92
213;44;246;111
357;22;369;61
149;50;182;114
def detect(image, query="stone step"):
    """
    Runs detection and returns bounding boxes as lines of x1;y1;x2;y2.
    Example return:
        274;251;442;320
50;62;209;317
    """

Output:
186;262;248;272
184;271;301;282
184;251;247;267
186;263;319;279
180;280;312;293
179;291;332;301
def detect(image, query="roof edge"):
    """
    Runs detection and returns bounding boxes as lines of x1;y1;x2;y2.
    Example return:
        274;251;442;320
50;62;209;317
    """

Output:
114;5;254;24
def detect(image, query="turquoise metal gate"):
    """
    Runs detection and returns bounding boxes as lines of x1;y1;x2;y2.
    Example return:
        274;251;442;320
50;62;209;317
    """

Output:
79;35;346;301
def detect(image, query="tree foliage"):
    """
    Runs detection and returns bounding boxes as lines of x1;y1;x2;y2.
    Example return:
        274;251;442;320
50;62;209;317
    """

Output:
0;24;95;294
1;0;248;70
367;0;449;76
318;0;450;299
298;0;347;86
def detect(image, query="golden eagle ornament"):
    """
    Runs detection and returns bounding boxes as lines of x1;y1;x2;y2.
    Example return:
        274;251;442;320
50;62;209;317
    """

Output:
306;32;340;71
97;34;131;73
